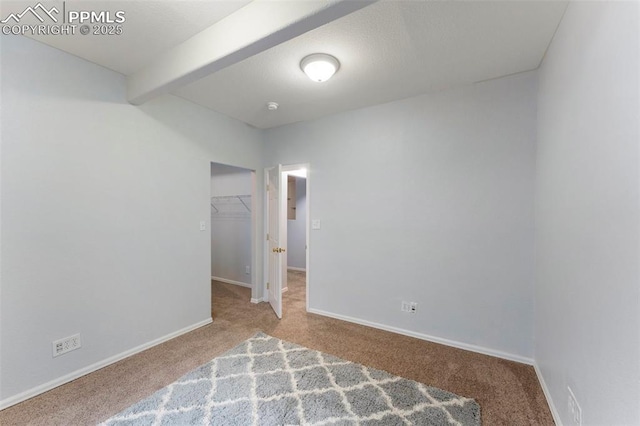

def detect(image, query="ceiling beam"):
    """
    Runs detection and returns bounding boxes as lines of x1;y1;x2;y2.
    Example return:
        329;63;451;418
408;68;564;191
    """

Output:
127;0;375;105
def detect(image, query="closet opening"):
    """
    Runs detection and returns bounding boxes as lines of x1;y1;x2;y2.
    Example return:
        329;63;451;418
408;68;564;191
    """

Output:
210;162;256;314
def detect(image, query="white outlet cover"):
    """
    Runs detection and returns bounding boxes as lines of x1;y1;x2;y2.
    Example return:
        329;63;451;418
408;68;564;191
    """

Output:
200;221;206;231
53;333;81;357
312;219;321;230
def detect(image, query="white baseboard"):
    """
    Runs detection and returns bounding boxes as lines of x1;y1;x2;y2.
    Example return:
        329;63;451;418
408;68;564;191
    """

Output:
534;362;562;425
282;287;288;293
211;276;252;288
250;298;263;304
287;267;306;272
307;308;534;365
0;318;213;410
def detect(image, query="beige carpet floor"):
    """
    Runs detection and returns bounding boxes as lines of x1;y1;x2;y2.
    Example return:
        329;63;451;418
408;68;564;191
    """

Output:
0;271;554;425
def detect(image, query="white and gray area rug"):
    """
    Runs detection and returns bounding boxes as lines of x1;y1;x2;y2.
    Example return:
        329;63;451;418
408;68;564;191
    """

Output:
101;332;480;425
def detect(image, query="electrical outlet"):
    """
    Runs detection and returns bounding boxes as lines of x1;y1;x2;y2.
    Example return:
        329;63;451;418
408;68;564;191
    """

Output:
245;265;250;274
567;386;582;426
401;301;418;313
53;333;81;357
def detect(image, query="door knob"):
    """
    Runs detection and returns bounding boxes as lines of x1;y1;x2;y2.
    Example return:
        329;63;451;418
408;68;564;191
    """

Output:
272;248;286;253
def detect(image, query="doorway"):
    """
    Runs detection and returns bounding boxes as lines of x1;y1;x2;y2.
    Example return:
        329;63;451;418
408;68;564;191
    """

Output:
210;162;256;306
282;167;307;294
264;163;310;319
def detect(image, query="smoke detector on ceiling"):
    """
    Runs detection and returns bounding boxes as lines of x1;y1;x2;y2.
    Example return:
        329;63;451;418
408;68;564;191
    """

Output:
267;102;279;111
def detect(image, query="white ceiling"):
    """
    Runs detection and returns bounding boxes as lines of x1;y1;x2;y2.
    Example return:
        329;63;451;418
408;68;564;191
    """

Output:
10;1;252;75
173;0;567;128
5;0;567;128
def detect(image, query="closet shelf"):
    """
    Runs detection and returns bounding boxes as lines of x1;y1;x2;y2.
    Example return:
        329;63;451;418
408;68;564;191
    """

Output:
211;195;251;218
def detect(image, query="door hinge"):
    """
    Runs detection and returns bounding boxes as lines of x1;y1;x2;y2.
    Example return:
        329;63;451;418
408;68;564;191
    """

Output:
266;233;270;241
267;282;270;289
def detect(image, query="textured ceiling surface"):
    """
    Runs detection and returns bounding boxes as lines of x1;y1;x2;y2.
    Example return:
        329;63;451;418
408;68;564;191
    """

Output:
3;0;568;129
173;0;567;128
3;0;252;74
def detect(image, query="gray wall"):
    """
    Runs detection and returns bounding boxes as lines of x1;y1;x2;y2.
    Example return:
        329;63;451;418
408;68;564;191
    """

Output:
287;177;307;270
535;2;640;424
4;4;638;419
265;71;537;360
0;35;264;403
210;164;253;285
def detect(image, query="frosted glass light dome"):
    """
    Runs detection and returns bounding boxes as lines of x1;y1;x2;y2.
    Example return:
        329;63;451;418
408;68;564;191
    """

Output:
300;54;340;82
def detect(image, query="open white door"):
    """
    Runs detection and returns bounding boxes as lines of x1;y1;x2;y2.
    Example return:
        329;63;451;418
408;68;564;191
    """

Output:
266;165;284;318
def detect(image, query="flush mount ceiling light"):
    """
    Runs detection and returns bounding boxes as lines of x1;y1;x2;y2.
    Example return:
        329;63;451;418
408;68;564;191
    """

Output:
300;53;340;82
266;101;279;111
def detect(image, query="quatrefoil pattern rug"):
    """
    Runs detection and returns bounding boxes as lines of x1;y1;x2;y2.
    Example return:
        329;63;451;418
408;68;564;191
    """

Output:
101;332;480;425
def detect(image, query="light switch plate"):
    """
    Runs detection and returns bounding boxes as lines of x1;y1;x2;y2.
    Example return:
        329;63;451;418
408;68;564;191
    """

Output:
311;219;321;230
